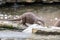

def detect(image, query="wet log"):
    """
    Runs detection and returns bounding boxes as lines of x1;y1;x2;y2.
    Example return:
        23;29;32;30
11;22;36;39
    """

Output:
32;27;60;35
0;21;25;31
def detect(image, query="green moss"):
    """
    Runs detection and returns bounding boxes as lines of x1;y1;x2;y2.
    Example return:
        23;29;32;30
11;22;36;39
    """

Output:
0;24;20;30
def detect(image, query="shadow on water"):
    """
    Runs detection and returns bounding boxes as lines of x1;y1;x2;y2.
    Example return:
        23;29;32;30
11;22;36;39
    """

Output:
0;2;60;8
35;31;60;35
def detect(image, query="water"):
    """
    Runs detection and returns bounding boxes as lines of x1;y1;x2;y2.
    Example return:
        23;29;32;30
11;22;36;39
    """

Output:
0;30;31;38
0;30;32;40
0;30;60;40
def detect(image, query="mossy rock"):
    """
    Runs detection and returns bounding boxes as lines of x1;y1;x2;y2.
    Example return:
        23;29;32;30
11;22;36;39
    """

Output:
0;24;20;30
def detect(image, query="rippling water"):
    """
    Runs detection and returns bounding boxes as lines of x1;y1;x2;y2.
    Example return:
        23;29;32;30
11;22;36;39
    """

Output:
0;30;60;40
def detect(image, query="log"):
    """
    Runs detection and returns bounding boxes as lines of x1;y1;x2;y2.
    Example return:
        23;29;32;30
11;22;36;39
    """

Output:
32;26;60;35
22;24;60;35
0;21;25;31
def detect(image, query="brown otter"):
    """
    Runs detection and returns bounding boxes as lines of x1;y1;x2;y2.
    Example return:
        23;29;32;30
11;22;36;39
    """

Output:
8;12;45;26
54;19;60;27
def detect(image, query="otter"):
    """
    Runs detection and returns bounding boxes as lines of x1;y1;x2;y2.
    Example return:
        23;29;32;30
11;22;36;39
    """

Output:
54;19;60;27
8;12;45;26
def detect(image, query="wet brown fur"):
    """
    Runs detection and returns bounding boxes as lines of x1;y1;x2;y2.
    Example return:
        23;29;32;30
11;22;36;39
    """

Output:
9;12;45;26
